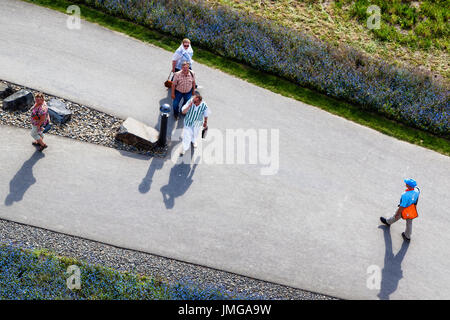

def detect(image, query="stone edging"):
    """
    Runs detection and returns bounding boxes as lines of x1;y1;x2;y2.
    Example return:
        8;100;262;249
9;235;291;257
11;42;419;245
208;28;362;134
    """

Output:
0;79;167;157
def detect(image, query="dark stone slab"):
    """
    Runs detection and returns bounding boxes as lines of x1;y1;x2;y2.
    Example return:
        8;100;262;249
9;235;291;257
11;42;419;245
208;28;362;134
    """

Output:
0;83;14;99
115;117;159;150
2;89;34;111
48;99;72;124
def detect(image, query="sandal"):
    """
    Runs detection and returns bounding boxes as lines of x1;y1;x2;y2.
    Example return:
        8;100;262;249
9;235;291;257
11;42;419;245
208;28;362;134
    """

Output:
38;144;48;152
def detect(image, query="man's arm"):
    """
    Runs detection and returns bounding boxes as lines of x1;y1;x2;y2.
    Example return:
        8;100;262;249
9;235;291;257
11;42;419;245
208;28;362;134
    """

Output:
171;73;178;99
190;71;196;95
182;99;194;115
172;60;177;72
203;105;210;127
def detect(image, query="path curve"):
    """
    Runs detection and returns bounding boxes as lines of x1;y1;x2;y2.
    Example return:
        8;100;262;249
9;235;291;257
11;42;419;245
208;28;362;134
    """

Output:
1;0;450;299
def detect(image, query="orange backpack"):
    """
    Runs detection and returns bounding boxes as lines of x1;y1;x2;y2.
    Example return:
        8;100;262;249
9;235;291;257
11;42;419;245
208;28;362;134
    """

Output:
402;204;418;220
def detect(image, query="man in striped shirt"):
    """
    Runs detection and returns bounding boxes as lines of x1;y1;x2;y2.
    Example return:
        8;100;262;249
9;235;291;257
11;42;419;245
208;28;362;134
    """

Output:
171;61;196;120
180;94;210;156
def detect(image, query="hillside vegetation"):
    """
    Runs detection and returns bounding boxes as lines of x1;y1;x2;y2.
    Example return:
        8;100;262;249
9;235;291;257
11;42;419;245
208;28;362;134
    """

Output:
205;0;449;81
22;0;450;154
0;245;248;299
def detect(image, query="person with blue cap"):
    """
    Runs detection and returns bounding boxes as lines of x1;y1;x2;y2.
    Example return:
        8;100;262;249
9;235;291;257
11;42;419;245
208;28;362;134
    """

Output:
380;179;420;241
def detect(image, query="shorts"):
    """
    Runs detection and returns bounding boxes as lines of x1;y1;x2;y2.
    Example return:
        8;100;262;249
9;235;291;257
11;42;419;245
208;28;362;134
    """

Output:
31;125;44;141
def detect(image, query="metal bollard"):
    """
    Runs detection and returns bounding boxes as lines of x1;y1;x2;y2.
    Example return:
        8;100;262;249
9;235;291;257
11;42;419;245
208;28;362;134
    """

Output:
157;103;171;148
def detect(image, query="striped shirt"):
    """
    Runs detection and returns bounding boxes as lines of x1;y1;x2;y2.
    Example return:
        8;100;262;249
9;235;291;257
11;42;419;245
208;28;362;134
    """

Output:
182;99;210;128
173;70;195;93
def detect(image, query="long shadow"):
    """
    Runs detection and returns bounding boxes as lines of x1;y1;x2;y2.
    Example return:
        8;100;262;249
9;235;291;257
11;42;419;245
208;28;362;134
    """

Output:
139;156;164;194
137;89;186;194
378;225;410;300
160;151;198;209
4;151;45;206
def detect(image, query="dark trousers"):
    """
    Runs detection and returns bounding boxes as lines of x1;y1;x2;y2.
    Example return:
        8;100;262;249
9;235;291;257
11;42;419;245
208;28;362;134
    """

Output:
172;90;192;117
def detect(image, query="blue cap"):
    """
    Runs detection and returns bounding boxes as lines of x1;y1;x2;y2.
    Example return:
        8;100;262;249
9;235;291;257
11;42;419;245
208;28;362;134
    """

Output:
404;178;417;188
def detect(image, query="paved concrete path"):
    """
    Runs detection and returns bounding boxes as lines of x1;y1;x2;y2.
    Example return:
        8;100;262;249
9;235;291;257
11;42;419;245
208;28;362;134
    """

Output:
1;0;450;299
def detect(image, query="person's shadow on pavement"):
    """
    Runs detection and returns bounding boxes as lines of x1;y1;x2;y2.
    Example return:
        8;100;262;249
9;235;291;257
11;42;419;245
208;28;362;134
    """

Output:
160;152;198;210
4;151;45;206
139;157;165;194
378;225;410;300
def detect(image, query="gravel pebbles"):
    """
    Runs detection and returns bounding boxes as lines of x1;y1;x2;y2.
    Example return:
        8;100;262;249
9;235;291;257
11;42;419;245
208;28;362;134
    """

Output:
0;79;166;157
0;79;336;300
0;218;336;300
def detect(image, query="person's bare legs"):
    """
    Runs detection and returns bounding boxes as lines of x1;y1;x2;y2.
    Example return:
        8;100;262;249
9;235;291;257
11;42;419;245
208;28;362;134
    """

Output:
35;135;47;151
36;137;46;147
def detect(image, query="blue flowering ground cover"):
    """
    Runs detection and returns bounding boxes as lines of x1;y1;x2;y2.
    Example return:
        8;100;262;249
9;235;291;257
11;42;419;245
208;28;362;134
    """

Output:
69;0;449;138
0;244;251;300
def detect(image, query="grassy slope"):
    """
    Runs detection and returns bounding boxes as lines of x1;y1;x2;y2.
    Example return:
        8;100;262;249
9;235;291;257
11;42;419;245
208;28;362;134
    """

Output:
0;245;165;299
0;245;237;299
21;0;450;156
207;0;449;81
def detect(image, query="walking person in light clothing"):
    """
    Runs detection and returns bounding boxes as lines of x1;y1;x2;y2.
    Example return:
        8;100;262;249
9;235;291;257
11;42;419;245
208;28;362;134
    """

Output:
30;92;50;152
180;94;210;156
172;38;194;73
380;178;420;241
